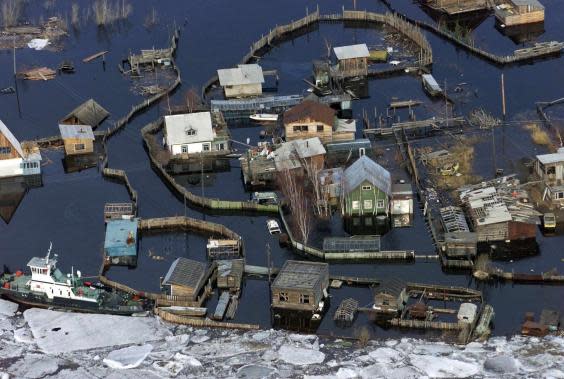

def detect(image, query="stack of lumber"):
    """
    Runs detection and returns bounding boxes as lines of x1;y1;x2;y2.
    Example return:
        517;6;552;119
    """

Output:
18;67;56;81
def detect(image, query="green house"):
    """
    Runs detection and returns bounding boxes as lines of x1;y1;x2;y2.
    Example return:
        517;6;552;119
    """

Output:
342;155;391;219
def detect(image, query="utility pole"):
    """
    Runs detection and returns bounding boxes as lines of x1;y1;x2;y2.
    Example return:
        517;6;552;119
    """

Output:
13;34;22;117
501;73;506;119
444;78;448;128
266;243;272;283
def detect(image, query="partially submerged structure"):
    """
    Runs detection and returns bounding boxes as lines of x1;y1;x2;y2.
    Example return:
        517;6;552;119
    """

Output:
60;99;109;129
422;74;442;97
240;145;277;189
333;44;370;79
0;120;41;180
216;259;244;293
391;182;414;227
164;111;230;156
283;101;336;143
217;64;264;98
495;0;545;27
103;218;139;267
162;258;209;303
421;0;489;15
342;155;392;231
271;260;330;331
207;238;241;260
534;149;564;207
273;137;326;174
59;124;95;156
318;167;344;206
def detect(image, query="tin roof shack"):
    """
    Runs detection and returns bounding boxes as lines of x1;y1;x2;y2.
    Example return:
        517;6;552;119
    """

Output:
207;238;241;260
240;145;277;190
370;287;408;321
342;155;391;232
391;183;414;228
284;101;336;143
164;111;230;157
217;64;264;99
59;124;94;156
271;260;329;331
318;167;344;206
457;303;478;326
495;0;545;27
459;176;541;247
274;137;326;176
0;120;42;180
325;139;373;167
60;99;109;129
422;0;489;15
332;44;369;79
535;150;564;206
216;259;244;293
162;258;208;302
104;218;139;267
442;232;478;259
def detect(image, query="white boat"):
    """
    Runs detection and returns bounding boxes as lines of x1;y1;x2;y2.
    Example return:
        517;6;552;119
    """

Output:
267;219;281;234
249;113;278;122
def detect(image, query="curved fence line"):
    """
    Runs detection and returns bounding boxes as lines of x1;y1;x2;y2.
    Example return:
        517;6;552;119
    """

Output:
141;119;279;213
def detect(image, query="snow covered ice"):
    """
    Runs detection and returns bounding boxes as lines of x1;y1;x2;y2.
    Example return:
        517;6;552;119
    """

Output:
0;304;560;378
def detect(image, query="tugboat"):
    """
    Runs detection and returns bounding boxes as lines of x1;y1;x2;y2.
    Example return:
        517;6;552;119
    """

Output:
0;244;152;315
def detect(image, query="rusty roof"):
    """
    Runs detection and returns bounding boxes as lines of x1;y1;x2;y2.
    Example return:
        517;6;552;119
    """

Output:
283;100;335;127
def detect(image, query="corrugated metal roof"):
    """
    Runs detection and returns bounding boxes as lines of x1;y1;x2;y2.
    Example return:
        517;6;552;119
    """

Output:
104;218;139;257
511;0;544;10
0;119;24;158
61;99;109;127
422;74;441;91
274;142;302;171
217;64;264;86
162;258;207;289
333;44;369;60
537;152;564;165
293;137;326;158
335;118;357;133
165;112;214;146
343;155;391;195
58;124;95;140
272;260;328;290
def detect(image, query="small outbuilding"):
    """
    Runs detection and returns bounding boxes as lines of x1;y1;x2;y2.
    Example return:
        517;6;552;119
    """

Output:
103;218;139;267
457;303;478;325
60;99;109;128
391;182;413;227
216;259;244;292
59;124;95;156
217;64;264;98
162;258;208;301
318;167;344;206
333;43;369;78
495;0;545;26
164;111;229;156
274;137;326;173
535;149;564;206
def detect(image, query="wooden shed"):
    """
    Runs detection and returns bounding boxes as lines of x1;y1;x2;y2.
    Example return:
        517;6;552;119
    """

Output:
217;64;264;98
333;44;369;78
162;258;208;301
216;259;244;292
59;124;95;156
60;99;109;128
495;0;545;26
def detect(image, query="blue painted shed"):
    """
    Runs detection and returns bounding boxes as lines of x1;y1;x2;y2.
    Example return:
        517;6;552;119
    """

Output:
104;218;139;267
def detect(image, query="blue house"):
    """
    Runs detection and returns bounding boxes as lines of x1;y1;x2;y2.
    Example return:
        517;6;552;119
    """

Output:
104;218;139;267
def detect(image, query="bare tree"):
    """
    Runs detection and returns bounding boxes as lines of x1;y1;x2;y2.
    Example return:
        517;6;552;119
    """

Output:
1;0;23;28
301;156;327;217
278;168;311;244
185;88;202;113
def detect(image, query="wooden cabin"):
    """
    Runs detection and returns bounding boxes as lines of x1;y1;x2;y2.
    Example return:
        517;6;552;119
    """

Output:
0;120;42;179
271;260;329;312
162;258;208;301
217;64;264;98
216;259;244;292
59;124;95;156
333;44;369;78
60;99;109;128
495;0;545;26
342;155;391;229
283;101;336;143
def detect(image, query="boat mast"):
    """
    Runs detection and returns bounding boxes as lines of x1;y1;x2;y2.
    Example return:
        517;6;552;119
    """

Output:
45;242;53;263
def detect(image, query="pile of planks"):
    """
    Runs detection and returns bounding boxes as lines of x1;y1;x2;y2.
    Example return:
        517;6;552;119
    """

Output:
18;67;56;81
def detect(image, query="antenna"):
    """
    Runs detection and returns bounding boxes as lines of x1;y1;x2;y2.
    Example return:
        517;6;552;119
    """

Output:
46;242;53;262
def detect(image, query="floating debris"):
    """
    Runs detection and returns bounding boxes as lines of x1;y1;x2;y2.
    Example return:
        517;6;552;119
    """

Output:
18;67;56;81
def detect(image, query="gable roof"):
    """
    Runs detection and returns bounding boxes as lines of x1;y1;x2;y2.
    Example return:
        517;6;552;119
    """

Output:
293;137;326;159
333;44;369;60
58;124;95;140
164;112;215;146
61;99;109;127
343;155;391;195
217;64;264;86
272;260;328;291
283;100;335;126
537;151;564;165
162;258;206;288
0;119;24;157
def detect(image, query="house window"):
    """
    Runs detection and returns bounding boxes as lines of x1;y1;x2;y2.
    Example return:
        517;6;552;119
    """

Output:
362;185;372;191
185;128;196;136
377;200;385;208
547;166;556;175
352;201;360;210
293;125;308;132
557;192;564;199
203;144;211;151
279;292;289;302
0;146;11;155
317;125;324;132
75;143;85;151
299;294;310;304
363;200;373;209
181;145;188;153
217;143;225;150
365;217;373;226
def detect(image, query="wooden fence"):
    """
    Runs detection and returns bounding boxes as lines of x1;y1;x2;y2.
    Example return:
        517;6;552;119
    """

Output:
102;168;139;213
139;216;240;240
155;307;260;330
141;118;279;213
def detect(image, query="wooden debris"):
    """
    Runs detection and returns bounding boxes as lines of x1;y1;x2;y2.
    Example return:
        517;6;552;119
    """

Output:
18;67;56;81
83;50;108;63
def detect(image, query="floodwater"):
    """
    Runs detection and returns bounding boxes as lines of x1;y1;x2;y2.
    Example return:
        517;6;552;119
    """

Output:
0;0;563;339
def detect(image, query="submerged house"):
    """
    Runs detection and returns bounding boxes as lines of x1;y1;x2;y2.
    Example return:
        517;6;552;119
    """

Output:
273;137;326;174
60;99;109;128
318;167;344;206
284;101;336;143
535;149;564;206
0;120;41;180
391;182;414;228
164;111;230;156
333;44;369;78
161;258;209;303
59;124;95;156
103;218;139;267
217;64;264;98
342;155;391;230
271;260;329;331
495;0;545;26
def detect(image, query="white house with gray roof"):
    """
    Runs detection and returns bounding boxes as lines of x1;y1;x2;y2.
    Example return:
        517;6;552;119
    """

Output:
0;119;41;179
217;64;264;98
164;112;229;156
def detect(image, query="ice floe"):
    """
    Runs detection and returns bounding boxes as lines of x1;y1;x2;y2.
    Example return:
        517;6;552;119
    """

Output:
278;344;325;366
103;344;153;369
0;300;18;317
